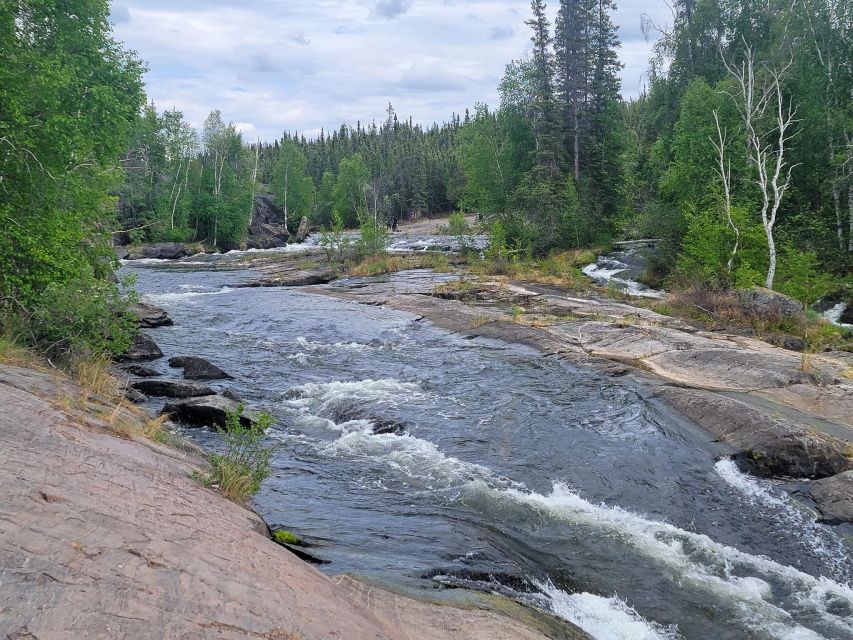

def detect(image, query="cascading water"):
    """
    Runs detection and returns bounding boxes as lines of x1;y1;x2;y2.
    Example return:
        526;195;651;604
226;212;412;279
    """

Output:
122;259;853;640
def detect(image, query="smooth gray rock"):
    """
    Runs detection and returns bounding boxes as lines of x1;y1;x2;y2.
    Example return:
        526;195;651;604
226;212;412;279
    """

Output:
131;378;216;399
659;387;853;479
810;471;853;523
737;287;804;320
140;243;188;260
132;302;173;328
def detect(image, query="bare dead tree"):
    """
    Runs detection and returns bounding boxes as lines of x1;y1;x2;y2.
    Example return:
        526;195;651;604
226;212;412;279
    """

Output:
722;41;799;290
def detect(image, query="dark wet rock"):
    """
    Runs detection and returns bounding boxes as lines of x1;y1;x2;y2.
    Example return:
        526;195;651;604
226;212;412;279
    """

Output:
371;418;407;436
222;388;243;403
114;245;129;260
131;302;173;328
295;216;310;243
134;243;189;260
123;364;160;378
841;303;853;325
737;287;804;320
246;195;290;249
274;541;330;565
810;471;853;524
659;387;853;479
124;387;147;404
117;333;163;362
131;379;216;399
161;395;256;429
168;356;232;380
766;334;807;352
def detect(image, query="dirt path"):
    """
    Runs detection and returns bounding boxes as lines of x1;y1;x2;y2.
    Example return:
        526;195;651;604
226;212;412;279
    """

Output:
0;363;585;640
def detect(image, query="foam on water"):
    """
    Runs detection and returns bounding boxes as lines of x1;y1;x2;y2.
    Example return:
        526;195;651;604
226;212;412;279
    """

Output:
823;302;852;328
286;378;422;408
714;459;852;584
582;258;665;299
294;336;374;354
537;581;683;640
142;286;233;304
301;406;853;638
499;483;853;639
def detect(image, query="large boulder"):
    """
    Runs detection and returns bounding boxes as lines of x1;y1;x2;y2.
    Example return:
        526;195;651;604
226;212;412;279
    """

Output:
131;302;173;328
295;216;310;243
139;243;189;260
168;356;232;380
246;195;290;249
117;333;163;362
131;378;216;399
737;287;804;321
810;471;853;524
161;395;256;429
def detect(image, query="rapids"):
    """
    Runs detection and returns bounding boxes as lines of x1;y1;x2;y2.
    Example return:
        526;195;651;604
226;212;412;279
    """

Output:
122;260;853;640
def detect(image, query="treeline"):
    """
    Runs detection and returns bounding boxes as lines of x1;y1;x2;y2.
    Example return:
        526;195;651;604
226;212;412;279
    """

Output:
117;104;464;247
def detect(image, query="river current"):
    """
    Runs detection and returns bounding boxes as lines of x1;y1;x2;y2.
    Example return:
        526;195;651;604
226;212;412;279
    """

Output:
122;257;853;640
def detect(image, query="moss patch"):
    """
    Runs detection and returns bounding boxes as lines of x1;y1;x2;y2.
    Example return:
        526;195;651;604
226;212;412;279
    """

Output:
272;529;302;546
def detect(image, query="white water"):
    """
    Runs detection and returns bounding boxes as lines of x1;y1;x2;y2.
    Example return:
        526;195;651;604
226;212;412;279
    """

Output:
142;286;233;305
283;377;853;639
714;459;852;583
582;258;665;299
538;581;683;640
822;302;853;328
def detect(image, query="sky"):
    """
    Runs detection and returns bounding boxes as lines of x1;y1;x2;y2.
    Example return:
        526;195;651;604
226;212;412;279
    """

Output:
109;0;673;142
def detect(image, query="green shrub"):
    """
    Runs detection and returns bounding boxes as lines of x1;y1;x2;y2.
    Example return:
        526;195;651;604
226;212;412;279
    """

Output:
355;214;389;259
196;407;275;503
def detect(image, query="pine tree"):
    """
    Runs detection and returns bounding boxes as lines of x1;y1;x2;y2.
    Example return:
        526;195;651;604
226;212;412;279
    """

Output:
526;0;561;178
555;0;592;179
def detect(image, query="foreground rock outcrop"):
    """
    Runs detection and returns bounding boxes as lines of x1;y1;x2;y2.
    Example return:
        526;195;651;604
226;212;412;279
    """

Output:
0;363;582;640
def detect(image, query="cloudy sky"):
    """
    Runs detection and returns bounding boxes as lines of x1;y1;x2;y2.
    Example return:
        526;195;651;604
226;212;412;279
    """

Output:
110;0;672;142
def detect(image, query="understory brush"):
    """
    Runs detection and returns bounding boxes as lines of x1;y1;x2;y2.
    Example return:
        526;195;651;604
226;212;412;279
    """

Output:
194;408;275;503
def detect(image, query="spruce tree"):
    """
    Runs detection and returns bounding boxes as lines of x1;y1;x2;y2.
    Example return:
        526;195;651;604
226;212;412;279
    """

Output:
526;0;561;178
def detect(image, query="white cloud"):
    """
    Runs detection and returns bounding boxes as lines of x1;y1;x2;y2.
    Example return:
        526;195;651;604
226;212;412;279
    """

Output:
111;0;672;142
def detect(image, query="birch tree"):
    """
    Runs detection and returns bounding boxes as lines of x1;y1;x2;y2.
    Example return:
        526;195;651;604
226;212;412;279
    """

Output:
722;43;798;289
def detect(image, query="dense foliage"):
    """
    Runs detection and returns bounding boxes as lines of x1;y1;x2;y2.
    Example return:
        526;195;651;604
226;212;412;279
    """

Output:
0;0;145;356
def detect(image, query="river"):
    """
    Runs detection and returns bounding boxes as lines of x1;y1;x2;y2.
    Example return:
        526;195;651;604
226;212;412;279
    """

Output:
121;256;853;640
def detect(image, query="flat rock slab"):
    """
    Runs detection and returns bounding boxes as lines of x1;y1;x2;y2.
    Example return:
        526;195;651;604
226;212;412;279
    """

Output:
811;471;853;523
131;378;216;398
162;394;255;429
117;333;163;362
168;355;232;380
659;387;853;479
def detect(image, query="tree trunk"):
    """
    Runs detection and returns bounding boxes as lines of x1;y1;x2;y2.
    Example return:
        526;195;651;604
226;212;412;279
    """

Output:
765;222;777;289
833;183;843;250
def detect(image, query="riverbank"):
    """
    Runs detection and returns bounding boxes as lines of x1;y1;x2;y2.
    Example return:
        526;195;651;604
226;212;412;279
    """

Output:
293;269;853;524
0;361;586;639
